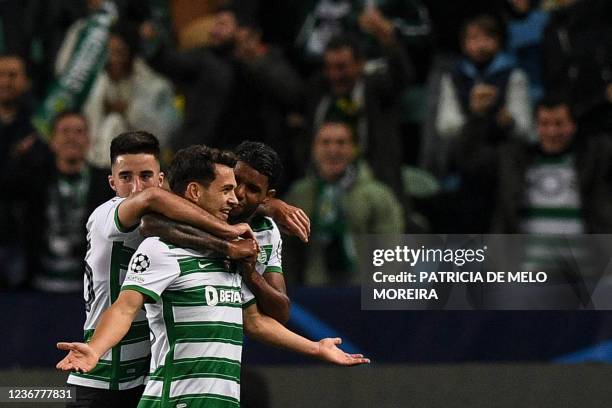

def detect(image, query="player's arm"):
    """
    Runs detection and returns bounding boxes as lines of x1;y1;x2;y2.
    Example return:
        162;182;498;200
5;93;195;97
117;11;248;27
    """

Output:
241;258;290;324
139;214;259;259
257;198;310;243
242;303;369;366
57;290;145;372
117;187;253;240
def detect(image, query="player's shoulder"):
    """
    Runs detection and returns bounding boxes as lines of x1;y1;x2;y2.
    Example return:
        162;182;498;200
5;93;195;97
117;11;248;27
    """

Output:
249;215;279;234
87;196;124;226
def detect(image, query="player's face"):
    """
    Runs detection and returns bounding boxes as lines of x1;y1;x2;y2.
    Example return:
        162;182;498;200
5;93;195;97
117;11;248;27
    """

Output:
0;56;29;104
50;114;89;163
195;164;238;221
229;161;272;222
324;47;363;96
313;123;356;181
109;153;163;197
463;25;500;64
537;105;576;154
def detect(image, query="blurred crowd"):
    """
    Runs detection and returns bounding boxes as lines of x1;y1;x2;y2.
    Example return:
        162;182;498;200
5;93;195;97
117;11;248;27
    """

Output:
1;0;611;289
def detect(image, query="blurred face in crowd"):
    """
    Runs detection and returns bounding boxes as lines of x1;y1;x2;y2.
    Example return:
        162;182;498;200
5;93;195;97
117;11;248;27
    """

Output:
109;153;163;198
209;11;238;48
88;0;103;12
230;161;274;222
462;24;501;64
324;46;364;96
50;114;90;167
107;35;133;81
537;104;576;154
0;56;29;105
509;0;531;15
313;122;357;182
187;164;238;221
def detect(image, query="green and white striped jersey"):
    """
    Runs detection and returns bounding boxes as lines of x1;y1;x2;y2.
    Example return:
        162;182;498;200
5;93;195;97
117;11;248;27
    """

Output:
250;216;283;276
68;197;150;390
121;237;255;408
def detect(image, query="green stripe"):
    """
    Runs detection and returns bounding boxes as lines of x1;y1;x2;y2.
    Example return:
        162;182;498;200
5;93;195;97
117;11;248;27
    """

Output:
123;285;161;303
522;207;581;219
250;216;274;232
162;294;176;404
72;356;150;382
114;204;139;233
148;357;240;382
178;258;232;276
173;322;243;343
264;266;283;274
242;298;257;309
164;285;242;306
138;393;239;408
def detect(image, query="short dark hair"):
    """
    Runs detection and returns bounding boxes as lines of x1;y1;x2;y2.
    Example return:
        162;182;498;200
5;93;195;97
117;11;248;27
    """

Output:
460;14;506;48
110;131;160;165
168;145;237;195
536;93;573;114
109;20;140;58
235;141;283;189
51;110;88;134
325;33;365;60
317;121;357;144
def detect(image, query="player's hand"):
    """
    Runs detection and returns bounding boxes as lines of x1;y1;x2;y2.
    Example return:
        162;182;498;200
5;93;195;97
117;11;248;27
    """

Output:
316;338;370;366
226;222;255;241
228;238;259;260
56;342;100;373
268;199;310;243
358;7;395;44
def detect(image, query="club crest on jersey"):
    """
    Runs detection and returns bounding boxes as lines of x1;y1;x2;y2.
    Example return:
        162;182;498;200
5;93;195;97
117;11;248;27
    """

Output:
130;254;150;273
257;247;268;264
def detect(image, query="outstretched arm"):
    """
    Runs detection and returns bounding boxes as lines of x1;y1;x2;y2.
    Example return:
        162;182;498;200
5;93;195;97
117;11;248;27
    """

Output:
139;214;259;259
258;198;310;243
117;187;254;240
243;303;369;366
56;290;145;372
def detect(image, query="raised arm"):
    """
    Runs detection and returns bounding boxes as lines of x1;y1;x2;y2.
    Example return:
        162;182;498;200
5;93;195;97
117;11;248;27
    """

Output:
139;213;258;259
117;187;254;240
243;303;369;366
56;290;145;372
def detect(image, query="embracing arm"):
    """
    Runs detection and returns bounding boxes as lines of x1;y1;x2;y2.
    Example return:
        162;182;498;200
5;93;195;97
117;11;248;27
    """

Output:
242;303;369;366
117;187;253;240
257;198;310;243
139;213;258;259
241;260;290;324
56;290;145;372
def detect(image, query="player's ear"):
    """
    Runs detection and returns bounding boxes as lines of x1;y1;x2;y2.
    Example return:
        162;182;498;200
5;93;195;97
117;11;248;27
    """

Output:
263;189;276;202
185;182;200;203
108;175;117;192
158;171;165;187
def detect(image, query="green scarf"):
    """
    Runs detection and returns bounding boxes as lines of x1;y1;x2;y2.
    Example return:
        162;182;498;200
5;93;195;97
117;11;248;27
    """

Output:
32;2;117;138
312;164;358;282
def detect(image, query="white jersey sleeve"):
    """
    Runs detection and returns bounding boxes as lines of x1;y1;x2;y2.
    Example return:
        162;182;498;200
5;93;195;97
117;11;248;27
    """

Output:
265;223;283;274
99;197;140;240
241;278;256;309
122;238;180;302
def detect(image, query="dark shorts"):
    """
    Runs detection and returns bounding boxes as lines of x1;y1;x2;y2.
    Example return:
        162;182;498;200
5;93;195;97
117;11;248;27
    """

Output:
66;384;145;408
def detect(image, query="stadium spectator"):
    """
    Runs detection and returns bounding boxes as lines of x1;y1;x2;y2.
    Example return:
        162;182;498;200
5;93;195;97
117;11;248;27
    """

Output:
492;95;612;234
0;53;35;289
541;0;612;135
3;112;112;292
141;7;303;160
285;121;404;286
82;22;180;168
431;14;532;182
504;0;549;103
300;30;414;198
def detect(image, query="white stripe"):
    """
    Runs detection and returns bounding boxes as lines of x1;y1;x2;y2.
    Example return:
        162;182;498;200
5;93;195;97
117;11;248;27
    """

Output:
121;340;151;361
118;376;147;390
174;341;243;362
173;272;241;289
142;379;164;397
173;305;242;325
170;377;239;400
67;375;110;389
521;219;584;234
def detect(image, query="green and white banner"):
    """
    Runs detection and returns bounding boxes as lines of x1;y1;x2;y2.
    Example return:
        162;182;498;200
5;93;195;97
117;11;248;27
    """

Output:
32;2;117;138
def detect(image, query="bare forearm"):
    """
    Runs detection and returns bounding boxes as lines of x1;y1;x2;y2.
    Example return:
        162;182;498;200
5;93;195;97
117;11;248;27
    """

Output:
245;313;317;357
244;272;290;324
140;214;232;255
88;304;137;358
